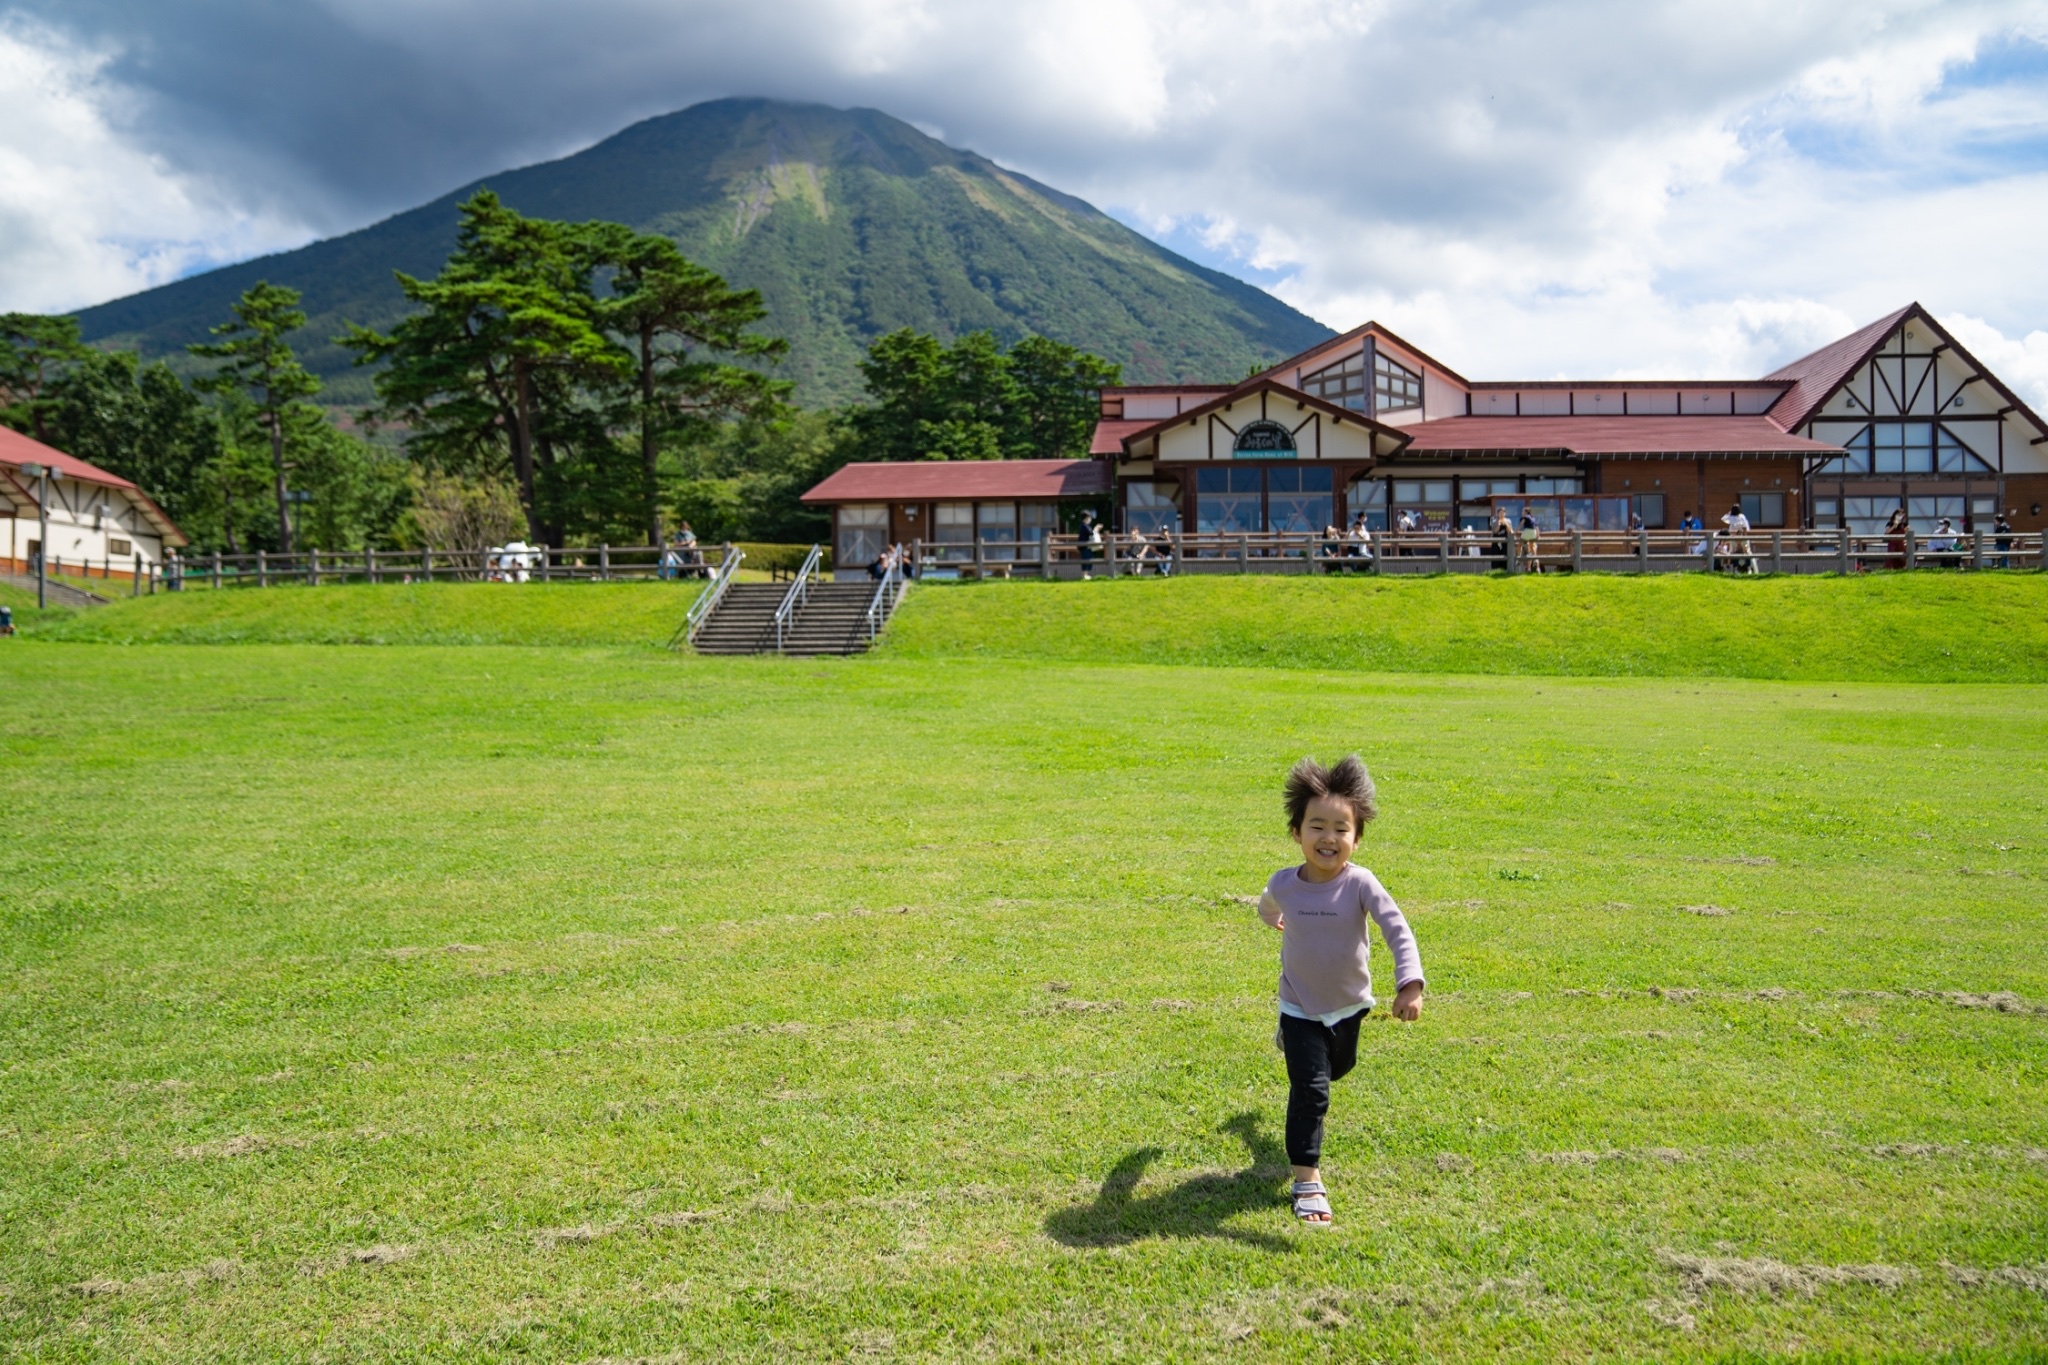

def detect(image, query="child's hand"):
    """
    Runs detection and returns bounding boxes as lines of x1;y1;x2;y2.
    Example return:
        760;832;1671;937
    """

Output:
1257;893;1285;931
1391;980;1424;1022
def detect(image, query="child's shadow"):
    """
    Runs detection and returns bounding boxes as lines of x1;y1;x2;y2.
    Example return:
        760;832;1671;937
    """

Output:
1044;1112;1293;1252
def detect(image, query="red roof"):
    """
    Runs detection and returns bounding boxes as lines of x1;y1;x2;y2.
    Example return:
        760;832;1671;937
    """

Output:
1763;304;1915;430
0;424;188;544
1400;414;1839;456
801;459;1111;503
1089;419;1153;454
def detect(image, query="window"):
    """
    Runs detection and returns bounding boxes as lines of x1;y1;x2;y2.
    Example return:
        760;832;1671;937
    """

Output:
1739;493;1785;527
976;502;1016;559
1907;495;1965;534
1823;423;1994;476
1813;497;1840;525
932;502;974;563
1124;481;1180;535
108;538;132;557
836;504;887;570
1392;480;1452;507
1345;477;1387;531
1267;466;1333;533
1300;354;1367;411
1841;496;1898;536
1374;352;1423;412
1523;477;1581;495
1631;494;1666;528
1019;503;1060;544
1195;466;1261;534
1301;349;1425;413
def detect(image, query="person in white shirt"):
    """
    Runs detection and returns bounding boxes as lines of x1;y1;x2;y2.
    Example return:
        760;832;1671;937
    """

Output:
1720;503;1755;574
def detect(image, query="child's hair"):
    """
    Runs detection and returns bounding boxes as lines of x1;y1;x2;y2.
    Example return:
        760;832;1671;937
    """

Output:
1284;755;1377;833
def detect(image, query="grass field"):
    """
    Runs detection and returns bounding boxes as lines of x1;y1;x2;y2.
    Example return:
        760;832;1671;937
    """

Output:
1;626;2044;1361
21;572;2048;685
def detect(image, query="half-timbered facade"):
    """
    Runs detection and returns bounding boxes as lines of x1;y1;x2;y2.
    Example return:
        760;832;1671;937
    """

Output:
0;426;187;579
803;303;2048;545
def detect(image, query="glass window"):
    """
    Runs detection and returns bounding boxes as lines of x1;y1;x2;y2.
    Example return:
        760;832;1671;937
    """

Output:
1632;493;1666;527
1300;354;1367;411
1842;496;1897;536
932;501;974;563
1374;352;1423;412
1196;466;1261;534
1561;497;1597;530
1907;495;1965;533
836;504;888;570
977;502;1017;559
1739;492;1785;527
1018;503;1060;544
1125;481;1180;535
1524;477;1581;495
1599;497;1631;528
1813;497;1840;524
1391;480;1452;505
1345;477;1387;531
1937;426;1995;473
108;538;133;557
1268;466;1333;533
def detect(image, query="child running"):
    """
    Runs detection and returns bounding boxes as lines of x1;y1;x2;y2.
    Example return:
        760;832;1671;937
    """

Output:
1256;755;1424;1225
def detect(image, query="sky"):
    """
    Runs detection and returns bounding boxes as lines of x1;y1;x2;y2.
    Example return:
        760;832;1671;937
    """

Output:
2;0;2046;400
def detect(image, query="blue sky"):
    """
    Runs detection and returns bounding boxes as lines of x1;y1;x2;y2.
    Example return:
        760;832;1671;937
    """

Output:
1;0;2044;397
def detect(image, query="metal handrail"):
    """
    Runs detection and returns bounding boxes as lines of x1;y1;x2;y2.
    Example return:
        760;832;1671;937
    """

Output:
773;543;823;651
674;545;744;648
864;543;909;641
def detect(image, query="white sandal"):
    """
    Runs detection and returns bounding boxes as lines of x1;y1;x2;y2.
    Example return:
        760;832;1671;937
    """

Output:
1291;1180;1332;1225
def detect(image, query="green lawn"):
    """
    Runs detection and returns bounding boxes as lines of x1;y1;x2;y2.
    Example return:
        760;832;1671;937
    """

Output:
27;572;2048;683
1;639;2043;1361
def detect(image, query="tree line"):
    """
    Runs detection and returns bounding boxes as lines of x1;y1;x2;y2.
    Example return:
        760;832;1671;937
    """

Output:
0;191;1121;554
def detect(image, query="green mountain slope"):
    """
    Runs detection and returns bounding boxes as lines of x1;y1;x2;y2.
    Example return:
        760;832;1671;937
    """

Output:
74;99;1334;408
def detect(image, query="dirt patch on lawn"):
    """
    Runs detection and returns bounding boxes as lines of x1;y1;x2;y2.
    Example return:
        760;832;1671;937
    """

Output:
173;1134;301;1160
72;1259;239;1297
1680;904;1734;916
1946;1264;2048;1295
1658;1250;1913;1298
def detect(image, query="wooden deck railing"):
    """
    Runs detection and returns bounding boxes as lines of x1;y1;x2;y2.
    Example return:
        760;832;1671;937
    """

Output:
125;527;2048;594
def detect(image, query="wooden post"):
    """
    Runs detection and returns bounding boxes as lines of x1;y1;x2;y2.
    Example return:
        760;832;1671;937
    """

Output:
1769;531;1783;575
973;532;986;579
308;547;319;586
1569;530;1582;573
1702;535;1716;573
1171;530;1183;577
1237;534;1249;572
132;553;140;596
1903;532;1917;571
539;545;550;582
1039;532;1052;579
364;547;373;584
1971;528;1985;571
1839;529;1850;575
1637;529;1649;574
423;545;432;581
212;550;222;589
257;549;268;588
600;543;610;581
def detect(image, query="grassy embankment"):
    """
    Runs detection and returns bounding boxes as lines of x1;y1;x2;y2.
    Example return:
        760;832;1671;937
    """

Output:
0;641;2044;1360
24;571;2048;682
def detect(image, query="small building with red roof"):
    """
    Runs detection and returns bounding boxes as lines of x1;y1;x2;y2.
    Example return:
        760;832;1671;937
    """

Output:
802;304;2048;565
0;425;188;580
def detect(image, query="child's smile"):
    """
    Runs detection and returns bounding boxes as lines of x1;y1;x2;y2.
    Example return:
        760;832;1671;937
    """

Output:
1294;795;1360;882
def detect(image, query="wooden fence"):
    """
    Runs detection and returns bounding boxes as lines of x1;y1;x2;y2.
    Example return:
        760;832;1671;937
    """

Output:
110;528;2048;595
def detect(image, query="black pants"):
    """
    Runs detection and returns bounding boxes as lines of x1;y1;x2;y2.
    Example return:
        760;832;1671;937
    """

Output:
1279;1008;1367;1168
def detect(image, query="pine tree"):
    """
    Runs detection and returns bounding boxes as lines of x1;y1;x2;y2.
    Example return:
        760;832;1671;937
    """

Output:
189;282;322;552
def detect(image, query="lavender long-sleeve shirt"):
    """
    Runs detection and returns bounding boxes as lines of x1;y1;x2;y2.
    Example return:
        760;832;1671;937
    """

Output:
1266;863;1424;1017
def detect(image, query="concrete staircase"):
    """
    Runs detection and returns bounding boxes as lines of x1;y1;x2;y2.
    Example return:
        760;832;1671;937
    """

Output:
691;581;882;656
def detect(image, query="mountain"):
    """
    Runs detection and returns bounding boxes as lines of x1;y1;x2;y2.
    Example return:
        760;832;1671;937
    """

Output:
74;98;1334;408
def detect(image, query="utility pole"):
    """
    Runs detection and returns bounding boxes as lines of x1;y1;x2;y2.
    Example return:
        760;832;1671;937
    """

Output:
19;462;50;609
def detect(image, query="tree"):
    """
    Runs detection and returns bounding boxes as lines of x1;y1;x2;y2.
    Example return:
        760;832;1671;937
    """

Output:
591;228;790;542
840;328;1120;463
36;349;224;539
341;191;626;544
0;313;92;444
189;282;322;552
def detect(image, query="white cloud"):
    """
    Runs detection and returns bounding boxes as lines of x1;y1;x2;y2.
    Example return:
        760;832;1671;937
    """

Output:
0;18;314;312
1;0;2044;405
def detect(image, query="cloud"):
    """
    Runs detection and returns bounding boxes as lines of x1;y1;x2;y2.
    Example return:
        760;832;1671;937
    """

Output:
0;0;2044;401
0;16;312;310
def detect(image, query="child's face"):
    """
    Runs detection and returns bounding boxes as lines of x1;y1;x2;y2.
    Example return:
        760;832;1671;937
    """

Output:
1293;795;1359;877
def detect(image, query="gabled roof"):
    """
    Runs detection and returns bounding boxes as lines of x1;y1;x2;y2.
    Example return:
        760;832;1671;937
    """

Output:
0;424;188;545
1767;303;2048;440
1250;321;1472;388
801;458;1110;503
1089;419;1153;455
1400;414;1839;457
1110;379;1414;453
1762;305;1917;430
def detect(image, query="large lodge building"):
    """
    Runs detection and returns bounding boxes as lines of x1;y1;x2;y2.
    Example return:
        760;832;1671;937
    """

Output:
805;303;2048;570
